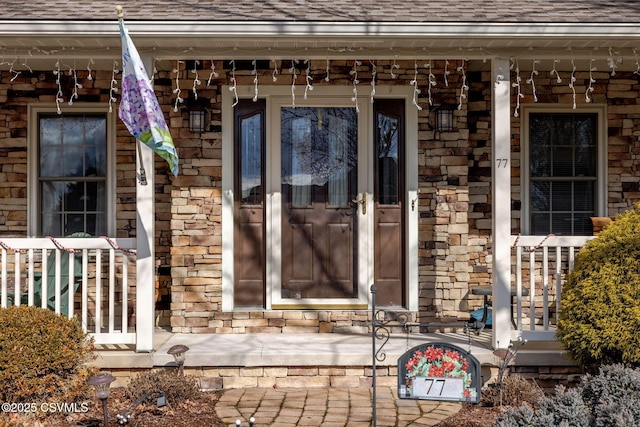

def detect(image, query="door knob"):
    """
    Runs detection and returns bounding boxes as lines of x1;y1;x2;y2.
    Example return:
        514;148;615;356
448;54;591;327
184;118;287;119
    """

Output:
351;193;366;215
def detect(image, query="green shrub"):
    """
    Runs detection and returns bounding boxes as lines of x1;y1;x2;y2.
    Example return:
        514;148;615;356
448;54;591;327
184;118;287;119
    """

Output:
0;305;96;403
494;364;640;426
556;204;640;371
126;369;199;404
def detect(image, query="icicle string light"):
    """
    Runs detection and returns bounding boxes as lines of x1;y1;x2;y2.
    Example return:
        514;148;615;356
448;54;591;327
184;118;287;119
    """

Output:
8;45;640;117
512;59;523;117
86;58;94;80
192;60;201;100
608;47;621;76
150;60;158;85
272;58;279;82
9;55;20;82
304;59;313;99
173;60;184;112
390;56;399;79
569;59;577;109
54;60;63;114
68;63;82;105
550;59;562;83
21;55;33;74
325;58;330;82
586;58;596;103
425;60;436;106
370;60;377;103
350;59;361;113
108;61;118;114
444;59;450;87
457;59;469;111
526;59;539;102
410;59;422;111
229;59;238;107
252;59;259;101
289;58;298;106
207;59;219;86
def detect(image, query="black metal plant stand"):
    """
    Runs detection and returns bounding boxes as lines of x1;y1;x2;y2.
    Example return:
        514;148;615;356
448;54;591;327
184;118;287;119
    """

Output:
370;285;484;427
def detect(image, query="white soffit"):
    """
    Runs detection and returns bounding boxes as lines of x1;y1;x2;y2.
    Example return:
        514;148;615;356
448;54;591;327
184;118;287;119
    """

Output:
1;20;640;69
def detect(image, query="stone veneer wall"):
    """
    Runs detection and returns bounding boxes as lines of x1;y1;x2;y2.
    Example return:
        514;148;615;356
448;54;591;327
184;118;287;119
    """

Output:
2;60;640;332
166;59;482;333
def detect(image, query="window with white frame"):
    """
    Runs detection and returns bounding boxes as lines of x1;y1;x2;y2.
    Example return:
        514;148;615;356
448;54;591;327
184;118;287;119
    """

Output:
524;108;605;236
30;107;114;237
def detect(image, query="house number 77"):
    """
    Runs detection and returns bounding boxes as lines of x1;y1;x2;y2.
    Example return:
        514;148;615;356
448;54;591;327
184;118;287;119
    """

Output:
496;159;509;168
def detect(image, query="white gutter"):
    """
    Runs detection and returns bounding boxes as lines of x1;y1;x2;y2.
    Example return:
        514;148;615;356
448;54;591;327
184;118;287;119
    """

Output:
2;20;640;39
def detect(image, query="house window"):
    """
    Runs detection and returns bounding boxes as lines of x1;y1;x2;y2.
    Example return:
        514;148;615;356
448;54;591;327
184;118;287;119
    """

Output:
32;109;112;237
527;111;601;235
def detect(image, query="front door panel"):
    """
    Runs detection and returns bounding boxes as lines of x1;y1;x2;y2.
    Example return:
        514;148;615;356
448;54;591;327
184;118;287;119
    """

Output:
374;99;405;306
280;107;358;300
233;100;266;307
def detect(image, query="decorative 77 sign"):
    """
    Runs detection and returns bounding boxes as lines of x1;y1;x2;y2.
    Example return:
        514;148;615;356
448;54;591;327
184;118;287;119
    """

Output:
397;343;481;403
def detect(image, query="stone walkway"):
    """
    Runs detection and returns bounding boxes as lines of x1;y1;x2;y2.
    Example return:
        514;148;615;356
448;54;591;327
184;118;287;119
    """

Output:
215;386;461;426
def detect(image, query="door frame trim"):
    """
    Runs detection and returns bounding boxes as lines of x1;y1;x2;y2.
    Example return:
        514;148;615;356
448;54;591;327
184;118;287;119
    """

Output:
222;85;418;311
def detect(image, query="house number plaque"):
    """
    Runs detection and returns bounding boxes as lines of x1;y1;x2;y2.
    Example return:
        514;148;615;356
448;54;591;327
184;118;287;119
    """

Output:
410;377;464;400
397;342;481;403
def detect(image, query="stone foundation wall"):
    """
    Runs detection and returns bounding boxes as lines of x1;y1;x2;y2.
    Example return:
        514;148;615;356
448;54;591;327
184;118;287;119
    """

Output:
105;364;583;394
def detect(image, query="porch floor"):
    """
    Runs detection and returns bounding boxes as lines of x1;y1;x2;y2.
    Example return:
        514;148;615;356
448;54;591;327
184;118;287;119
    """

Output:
94;328;569;370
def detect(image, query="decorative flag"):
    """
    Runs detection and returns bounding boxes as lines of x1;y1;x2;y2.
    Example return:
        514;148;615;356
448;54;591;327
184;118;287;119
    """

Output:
118;18;179;176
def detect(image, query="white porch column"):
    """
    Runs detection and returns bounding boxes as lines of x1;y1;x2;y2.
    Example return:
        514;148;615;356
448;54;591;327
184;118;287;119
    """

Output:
135;54;156;352
491;57;512;350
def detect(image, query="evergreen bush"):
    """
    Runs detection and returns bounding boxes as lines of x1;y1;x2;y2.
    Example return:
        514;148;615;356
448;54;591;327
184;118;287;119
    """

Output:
556;204;640;370
494;364;640;427
0;305;96;403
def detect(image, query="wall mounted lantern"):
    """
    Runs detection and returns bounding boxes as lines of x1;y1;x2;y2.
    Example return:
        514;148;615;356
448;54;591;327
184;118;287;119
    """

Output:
187;97;210;133
436;108;454;132
189;109;206;133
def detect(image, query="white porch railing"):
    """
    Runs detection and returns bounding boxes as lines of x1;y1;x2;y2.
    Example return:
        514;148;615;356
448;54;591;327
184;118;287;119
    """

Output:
510;234;595;341
0;237;137;345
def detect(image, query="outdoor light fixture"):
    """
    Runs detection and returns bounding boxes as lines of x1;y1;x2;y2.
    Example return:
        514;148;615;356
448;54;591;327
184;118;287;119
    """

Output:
167;344;190;375
436;109;454;132
88;372;116;426
189;109;206;133
236;417;256;426
187;97;210;133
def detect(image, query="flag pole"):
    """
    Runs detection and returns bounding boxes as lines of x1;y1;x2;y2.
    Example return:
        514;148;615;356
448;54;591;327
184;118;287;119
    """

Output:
115;3;179;176
115;4;149;185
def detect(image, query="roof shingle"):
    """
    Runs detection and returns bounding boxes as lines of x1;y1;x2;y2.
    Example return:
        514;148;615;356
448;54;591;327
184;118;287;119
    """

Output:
4;0;640;23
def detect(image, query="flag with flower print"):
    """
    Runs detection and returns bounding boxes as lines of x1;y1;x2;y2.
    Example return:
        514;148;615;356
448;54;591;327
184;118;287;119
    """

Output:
118;18;179;176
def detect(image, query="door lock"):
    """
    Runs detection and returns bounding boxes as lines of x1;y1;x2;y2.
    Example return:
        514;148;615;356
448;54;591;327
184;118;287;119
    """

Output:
351;193;366;215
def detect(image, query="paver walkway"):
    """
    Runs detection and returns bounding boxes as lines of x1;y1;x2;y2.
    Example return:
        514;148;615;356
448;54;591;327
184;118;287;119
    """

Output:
215;386;461;426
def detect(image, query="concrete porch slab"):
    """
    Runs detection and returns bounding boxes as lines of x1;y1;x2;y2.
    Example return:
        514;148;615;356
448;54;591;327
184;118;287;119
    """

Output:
93;329;571;370
154;331;497;368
